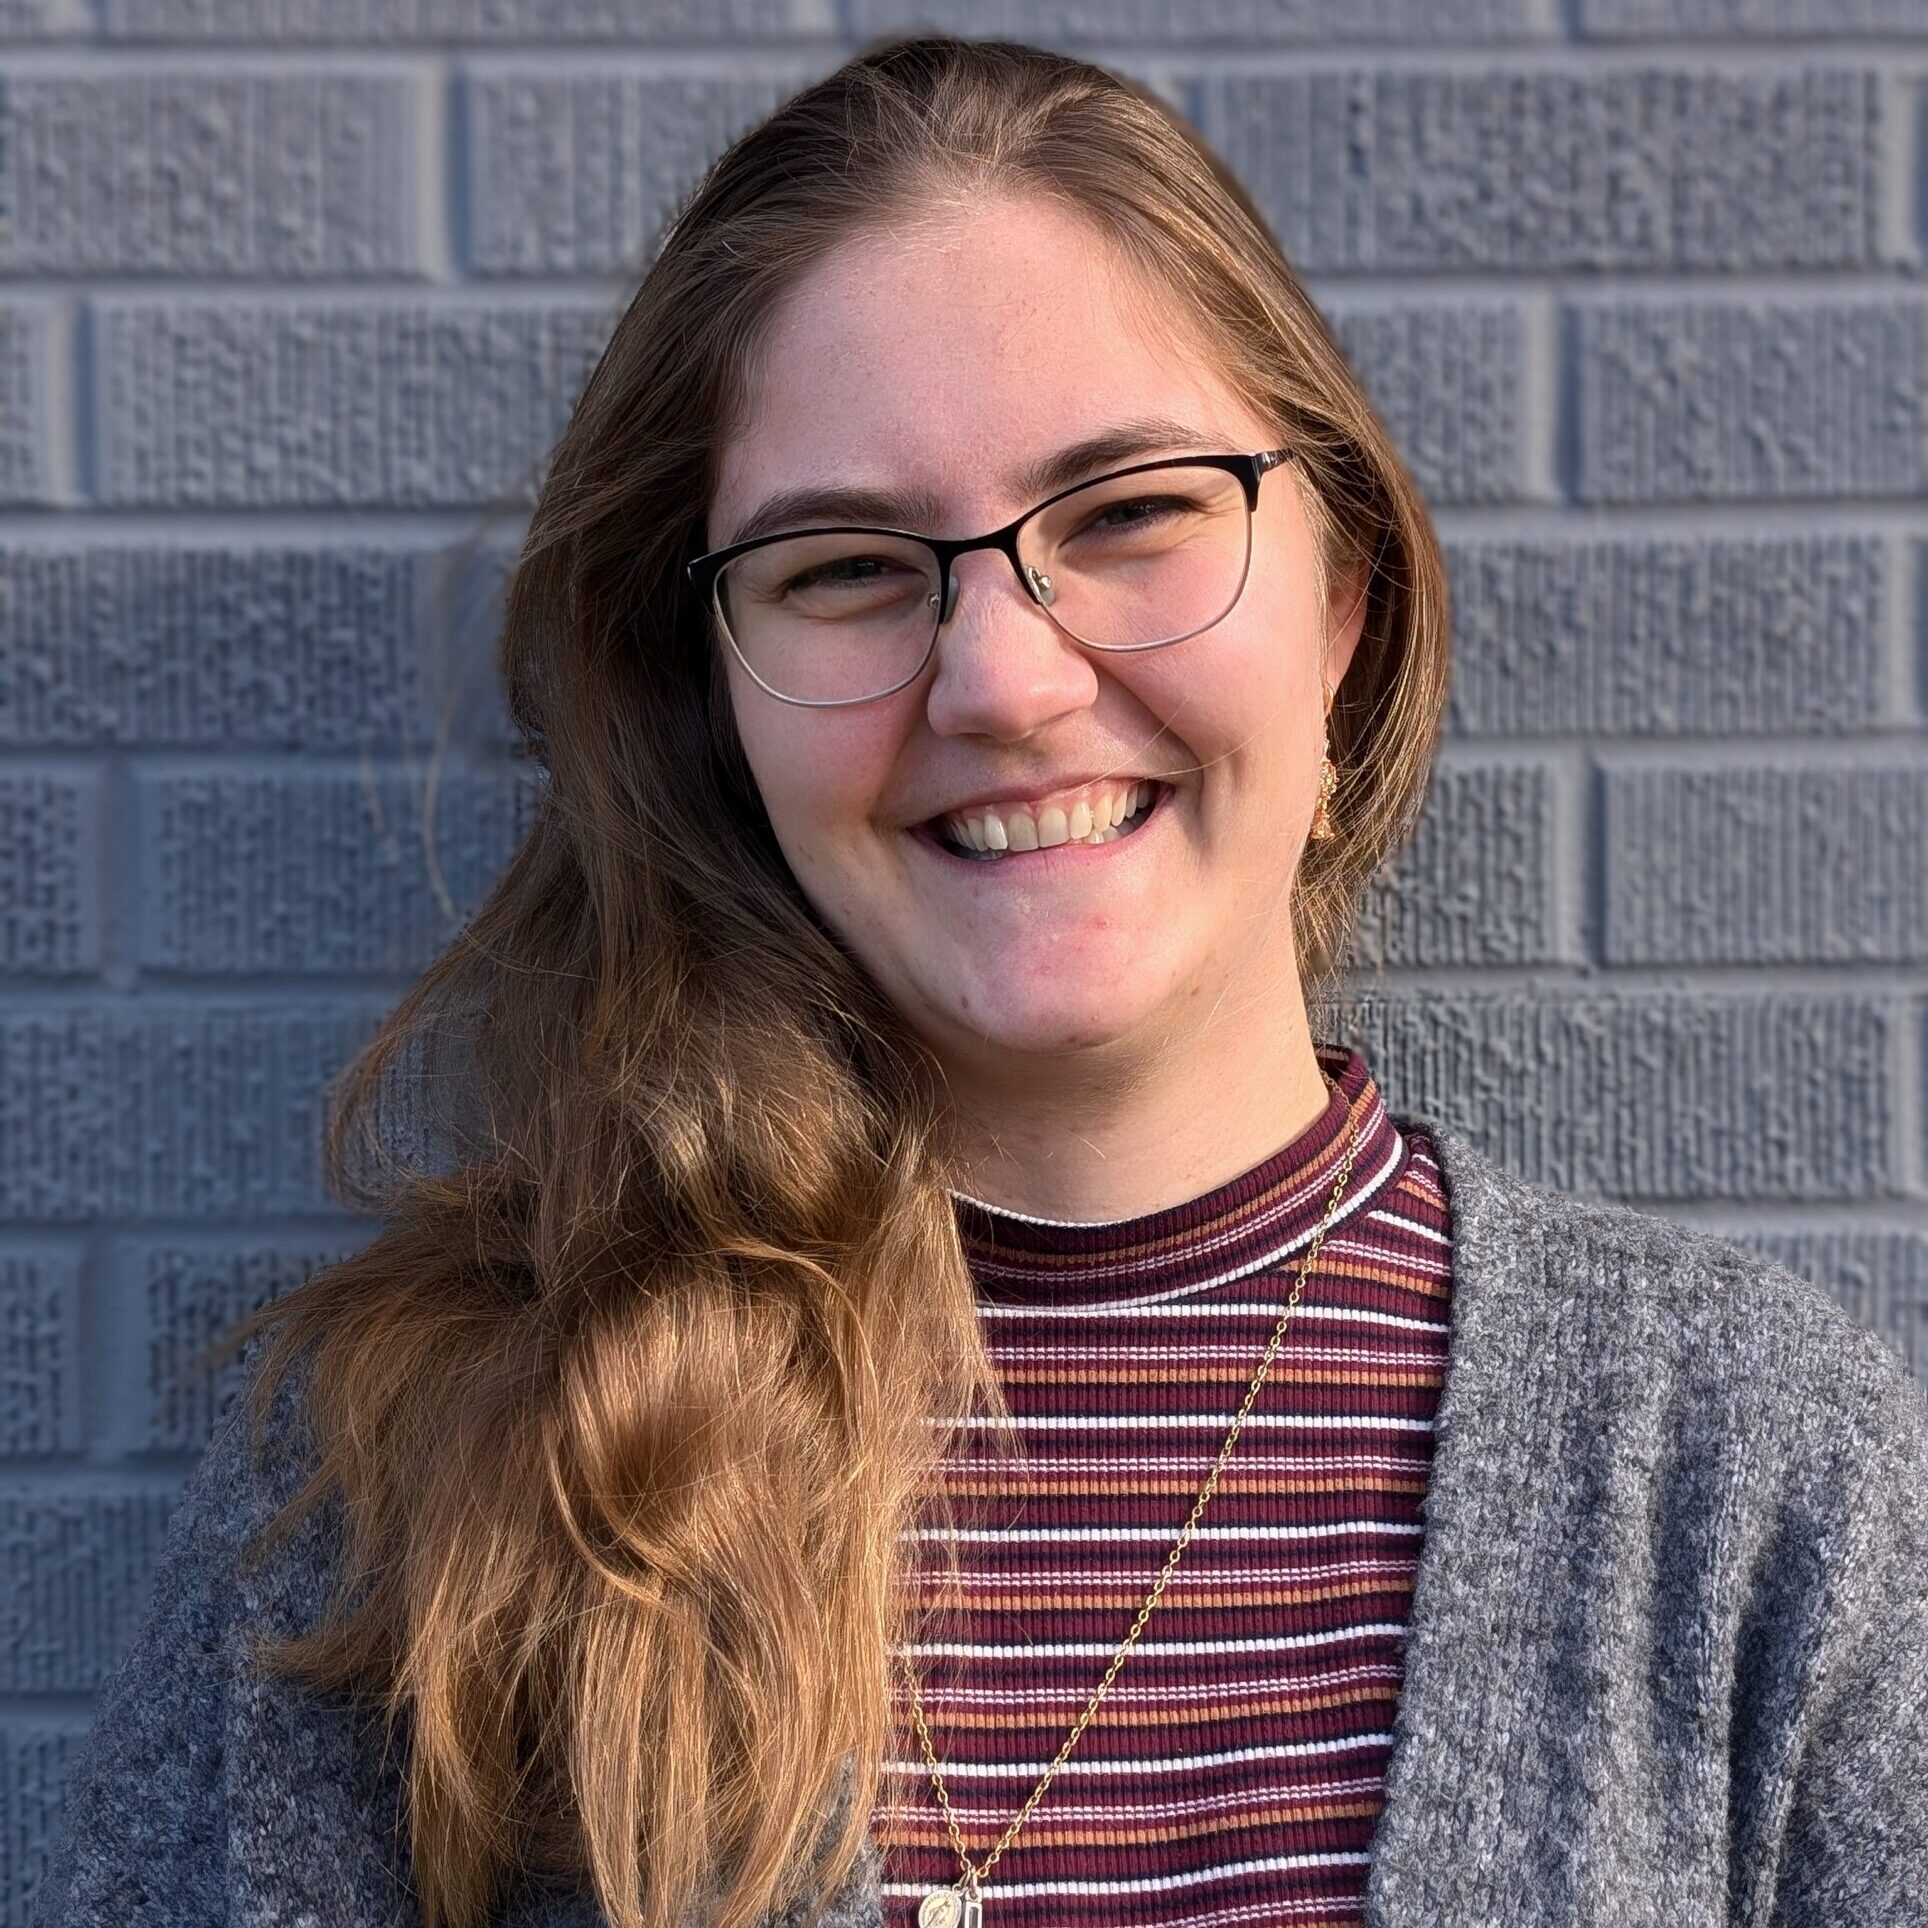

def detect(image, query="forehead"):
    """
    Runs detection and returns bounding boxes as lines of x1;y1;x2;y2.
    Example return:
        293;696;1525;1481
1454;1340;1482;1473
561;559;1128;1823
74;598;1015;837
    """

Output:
712;192;1269;537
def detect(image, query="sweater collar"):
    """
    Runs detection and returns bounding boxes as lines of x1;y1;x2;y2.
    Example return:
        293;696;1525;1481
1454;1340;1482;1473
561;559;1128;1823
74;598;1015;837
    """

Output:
946;1040;1408;1307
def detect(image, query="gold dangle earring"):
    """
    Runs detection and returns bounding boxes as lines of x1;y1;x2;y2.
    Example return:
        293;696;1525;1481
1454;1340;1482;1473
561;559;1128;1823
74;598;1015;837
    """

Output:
1308;668;1339;843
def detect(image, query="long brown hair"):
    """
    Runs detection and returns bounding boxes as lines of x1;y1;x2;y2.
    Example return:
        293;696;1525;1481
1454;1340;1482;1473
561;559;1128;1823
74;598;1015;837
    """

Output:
212;33;1450;1928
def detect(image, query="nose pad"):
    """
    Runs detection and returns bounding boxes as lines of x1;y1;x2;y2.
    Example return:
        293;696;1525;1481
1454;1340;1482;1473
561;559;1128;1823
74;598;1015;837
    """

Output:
1024;563;1056;608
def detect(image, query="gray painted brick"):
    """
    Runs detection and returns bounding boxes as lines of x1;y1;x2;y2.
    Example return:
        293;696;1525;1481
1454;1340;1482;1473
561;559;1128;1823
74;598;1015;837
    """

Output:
0;0;71;34
0;71;419;276
0;303;55;507
0;1006;380;1220
1325;301;1529;505
1444;536;1889;738
1335;990;1896;1200
1726;1227;1928;1387
851;0;1537;39
0;1252;80;1456
1;1724;85;1926
0;1489;177;1692
0;775;97;977
102;0;795;36
141;765;541;974
0;543;468;751
1581;0;1928;32
1360;761;1566;968
466;68;813;275
95;299;615;508
141;1239;359;1453
1207;68;1883;273
1602;760;1928;966
1574;301;1928;503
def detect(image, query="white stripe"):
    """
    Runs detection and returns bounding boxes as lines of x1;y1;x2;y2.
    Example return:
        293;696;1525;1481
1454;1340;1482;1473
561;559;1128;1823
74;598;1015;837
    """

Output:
977;1297;1449;1329
910;1520;1423;1544
980;1340;1435;1365
883;1728;1395;1781
1331;1205;1452;1250
879;1850;1373;1902
923;1451;1422;1471
900;1622;1409;1661
929;1411;1434;1432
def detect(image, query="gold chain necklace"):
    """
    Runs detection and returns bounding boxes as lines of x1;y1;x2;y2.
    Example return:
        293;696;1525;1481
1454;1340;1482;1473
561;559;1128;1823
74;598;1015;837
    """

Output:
901;1081;1368;1928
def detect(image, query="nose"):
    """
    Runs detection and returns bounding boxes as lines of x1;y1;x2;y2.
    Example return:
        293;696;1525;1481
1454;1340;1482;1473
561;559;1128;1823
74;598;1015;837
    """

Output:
923;550;1100;742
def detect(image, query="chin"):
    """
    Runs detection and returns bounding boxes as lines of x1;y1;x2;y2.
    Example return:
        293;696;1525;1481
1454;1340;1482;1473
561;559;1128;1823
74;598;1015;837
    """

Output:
931;984;1171;1061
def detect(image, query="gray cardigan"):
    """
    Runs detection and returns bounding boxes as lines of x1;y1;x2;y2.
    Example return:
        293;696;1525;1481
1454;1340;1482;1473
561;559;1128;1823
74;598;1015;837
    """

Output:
30;1123;1928;1927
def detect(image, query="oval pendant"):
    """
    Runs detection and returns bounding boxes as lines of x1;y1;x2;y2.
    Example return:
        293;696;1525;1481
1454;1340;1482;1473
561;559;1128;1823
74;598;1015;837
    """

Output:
918;1891;963;1928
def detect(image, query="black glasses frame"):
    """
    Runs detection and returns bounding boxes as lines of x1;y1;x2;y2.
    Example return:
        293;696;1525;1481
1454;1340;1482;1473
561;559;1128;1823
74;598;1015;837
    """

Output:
685;446;1295;709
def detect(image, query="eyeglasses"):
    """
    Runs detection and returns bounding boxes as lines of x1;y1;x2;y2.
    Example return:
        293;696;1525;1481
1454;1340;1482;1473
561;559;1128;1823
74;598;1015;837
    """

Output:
685;447;1294;708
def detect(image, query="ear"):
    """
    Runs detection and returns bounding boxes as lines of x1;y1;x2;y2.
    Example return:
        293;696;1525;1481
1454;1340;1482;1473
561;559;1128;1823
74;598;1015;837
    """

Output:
1323;554;1371;700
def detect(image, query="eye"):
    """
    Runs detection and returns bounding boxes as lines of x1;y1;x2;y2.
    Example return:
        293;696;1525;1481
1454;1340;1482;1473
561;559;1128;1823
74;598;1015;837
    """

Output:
781;554;913;594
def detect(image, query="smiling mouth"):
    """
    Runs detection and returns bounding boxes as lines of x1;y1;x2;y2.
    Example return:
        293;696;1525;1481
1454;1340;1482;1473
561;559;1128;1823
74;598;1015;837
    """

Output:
924;781;1170;862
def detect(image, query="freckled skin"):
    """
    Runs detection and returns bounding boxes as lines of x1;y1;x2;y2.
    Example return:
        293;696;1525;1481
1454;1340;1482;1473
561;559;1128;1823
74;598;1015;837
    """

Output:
707;192;1365;1218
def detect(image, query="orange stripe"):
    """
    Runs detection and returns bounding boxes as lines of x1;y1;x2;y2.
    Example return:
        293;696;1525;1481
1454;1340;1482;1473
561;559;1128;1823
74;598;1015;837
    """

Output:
875;1794;1389;1852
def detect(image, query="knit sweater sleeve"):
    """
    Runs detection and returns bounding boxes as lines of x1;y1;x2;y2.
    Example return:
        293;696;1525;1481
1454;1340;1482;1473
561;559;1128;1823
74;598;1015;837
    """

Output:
1768;1344;1928;1926
27;1336;297;1928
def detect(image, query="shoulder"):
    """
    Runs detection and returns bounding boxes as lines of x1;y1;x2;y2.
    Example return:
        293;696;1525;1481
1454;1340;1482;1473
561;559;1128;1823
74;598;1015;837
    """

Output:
1420;1118;1928;1470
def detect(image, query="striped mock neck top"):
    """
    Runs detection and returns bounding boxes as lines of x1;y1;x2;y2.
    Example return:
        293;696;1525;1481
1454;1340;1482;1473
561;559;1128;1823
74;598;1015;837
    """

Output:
873;1040;1456;1928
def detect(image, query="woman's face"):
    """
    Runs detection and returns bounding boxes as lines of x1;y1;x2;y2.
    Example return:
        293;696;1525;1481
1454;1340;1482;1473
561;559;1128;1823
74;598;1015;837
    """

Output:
706;193;1365;1088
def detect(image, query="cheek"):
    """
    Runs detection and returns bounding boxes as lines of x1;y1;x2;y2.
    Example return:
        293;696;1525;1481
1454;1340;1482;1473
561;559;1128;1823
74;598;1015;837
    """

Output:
729;699;902;874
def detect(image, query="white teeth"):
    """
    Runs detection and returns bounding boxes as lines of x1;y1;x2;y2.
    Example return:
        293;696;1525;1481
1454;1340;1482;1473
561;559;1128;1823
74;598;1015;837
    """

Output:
936;780;1160;856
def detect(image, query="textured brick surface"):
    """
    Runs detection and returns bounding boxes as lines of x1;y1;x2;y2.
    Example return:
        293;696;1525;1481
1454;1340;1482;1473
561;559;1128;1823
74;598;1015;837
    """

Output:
101;0;797;36
1602;761;1928;965
1581;0;1928;32
0;71;420;276
0;1253;81;1457
0;1491;178;1692
850;0;1539;39
139;1239;358;1452
1731;1227;1928;1383
467;69;811;274
95;301;615;508
0;1725;85;1927
0;304;55;507
1207;68;1884;272
0;544;477;750
1339;991;1899;1202
0;1007;381;1220
1443;536;1890;737
1325;301;1531;505
0;776;98;977
1574;301;1928;503
1359;761;1567;967
140;764;541;973
0;0;71;35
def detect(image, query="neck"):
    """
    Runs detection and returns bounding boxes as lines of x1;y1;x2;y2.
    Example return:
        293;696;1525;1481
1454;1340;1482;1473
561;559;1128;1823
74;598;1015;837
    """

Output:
938;990;1336;1223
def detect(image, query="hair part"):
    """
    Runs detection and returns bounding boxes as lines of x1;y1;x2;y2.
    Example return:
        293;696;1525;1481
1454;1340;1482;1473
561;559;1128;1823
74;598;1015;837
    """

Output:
204;33;1450;1928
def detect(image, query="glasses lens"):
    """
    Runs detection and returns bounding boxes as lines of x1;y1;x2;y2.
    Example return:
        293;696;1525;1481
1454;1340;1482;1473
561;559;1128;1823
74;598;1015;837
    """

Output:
715;531;939;704
1022;463;1252;648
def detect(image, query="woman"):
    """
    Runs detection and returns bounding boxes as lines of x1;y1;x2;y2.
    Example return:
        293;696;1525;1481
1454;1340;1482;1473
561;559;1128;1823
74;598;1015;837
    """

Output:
31;34;1927;1928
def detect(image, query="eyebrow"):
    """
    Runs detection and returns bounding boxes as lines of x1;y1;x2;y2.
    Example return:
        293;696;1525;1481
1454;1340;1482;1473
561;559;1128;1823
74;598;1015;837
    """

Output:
721;415;1220;550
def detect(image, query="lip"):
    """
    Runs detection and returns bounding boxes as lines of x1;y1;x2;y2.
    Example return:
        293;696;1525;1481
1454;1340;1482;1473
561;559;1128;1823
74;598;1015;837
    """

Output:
910;772;1169;827
908;779;1173;869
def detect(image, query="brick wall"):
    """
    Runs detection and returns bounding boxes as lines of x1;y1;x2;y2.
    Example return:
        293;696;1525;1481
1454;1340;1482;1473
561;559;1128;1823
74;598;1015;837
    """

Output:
1;2;1924;1916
